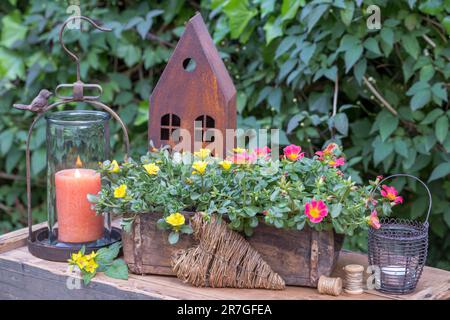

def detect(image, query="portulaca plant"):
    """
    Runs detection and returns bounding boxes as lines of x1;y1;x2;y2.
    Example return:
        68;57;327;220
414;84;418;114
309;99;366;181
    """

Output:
90;143;403;244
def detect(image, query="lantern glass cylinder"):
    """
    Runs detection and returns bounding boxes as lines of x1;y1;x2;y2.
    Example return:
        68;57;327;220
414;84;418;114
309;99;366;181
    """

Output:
45;110;111;245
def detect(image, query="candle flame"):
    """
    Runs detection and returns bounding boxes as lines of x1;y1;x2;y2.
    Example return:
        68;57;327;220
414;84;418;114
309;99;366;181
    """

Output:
74;169;81;178
75;155;83;168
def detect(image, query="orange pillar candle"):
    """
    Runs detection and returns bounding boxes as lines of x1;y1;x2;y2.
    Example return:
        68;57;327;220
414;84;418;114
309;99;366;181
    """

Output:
55;168;103;243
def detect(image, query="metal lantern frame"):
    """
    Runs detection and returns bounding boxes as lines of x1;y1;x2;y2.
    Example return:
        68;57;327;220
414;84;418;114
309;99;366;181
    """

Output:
368;173;431;295
24;16;130;261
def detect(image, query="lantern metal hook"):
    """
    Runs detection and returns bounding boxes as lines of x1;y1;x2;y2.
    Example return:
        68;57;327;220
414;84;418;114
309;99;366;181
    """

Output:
59;15;111;82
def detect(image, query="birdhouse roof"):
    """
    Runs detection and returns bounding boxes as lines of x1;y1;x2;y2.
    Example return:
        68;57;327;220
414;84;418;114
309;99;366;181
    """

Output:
150;13;236;105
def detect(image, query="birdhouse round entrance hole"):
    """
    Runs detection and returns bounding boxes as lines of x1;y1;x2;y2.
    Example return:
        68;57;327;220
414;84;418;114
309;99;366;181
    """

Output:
182;57;196;72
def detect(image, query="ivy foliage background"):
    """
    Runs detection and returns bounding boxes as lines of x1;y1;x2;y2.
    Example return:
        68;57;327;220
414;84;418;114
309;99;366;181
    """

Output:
0;0;449;269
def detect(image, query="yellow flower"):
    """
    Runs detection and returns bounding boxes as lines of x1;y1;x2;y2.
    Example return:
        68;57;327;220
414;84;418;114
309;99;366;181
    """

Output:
192;161;208;175
84;259;99;274
109;160;120;173
114;184;127;198
68;252;82;265
194;148;211;160
76;257;89;270
165;212;185;227
86;251;98;261
68;249;99;274
219;160;232;171
68;251;87;270
233;147;246;154
143;163;160;175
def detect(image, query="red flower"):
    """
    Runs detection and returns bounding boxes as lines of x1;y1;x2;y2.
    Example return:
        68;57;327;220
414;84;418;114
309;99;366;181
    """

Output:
315;143;345;167
254;146;271;157
315;150;324;160
283;144;304;161
304;199;328;223
380;185;403;205
227;151;256;165
328;157;345;168
316;143;338;160
324;143;337;154
367;210;381;229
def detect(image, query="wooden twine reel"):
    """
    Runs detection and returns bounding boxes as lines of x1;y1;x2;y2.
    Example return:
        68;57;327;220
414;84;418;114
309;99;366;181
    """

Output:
317;275;342;296
344;264;364;295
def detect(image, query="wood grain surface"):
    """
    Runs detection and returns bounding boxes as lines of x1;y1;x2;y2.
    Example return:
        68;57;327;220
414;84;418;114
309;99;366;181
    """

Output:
1;223;449;300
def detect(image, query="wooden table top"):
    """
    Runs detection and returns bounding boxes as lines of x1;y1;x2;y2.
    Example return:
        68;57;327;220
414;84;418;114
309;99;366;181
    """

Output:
0;224;449;300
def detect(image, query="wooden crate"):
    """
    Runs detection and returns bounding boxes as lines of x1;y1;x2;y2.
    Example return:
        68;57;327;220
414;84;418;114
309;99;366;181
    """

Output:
122;213;344;287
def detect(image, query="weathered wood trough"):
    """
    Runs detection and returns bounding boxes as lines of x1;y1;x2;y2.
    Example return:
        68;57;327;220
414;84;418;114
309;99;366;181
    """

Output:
122;213;344;287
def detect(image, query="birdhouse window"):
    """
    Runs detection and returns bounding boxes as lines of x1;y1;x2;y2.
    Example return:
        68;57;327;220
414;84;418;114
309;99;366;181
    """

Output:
195;115;215;142
160;113;181;141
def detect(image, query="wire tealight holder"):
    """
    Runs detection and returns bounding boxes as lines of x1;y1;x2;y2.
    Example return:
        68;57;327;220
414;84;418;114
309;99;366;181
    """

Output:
368;174;430;295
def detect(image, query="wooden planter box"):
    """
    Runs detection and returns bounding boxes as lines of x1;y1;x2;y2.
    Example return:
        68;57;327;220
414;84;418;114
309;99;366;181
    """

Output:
122;213;344;287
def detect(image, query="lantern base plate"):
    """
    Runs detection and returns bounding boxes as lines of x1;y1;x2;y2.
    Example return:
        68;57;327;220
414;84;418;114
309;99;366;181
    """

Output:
27;226;121;262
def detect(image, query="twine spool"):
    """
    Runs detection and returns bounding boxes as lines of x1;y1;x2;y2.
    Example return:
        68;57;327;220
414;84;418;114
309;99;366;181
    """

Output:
317;275;342;296
344;264;364;294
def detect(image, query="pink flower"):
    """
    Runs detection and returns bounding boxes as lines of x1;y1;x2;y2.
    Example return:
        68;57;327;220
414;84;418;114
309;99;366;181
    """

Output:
376;175;383;181
283;144;304;161
304;199;328;223
380;185;403;205
253;146;271;160
255;146;271;156
315;143;337;160
328;157;345;168
324;143;337;154
227;151;256;165
315;150;324;160
367;210;381;229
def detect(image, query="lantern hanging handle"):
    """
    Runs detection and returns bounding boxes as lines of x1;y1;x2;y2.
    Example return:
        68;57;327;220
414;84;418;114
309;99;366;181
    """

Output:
369;173;432;223
59;16;112;82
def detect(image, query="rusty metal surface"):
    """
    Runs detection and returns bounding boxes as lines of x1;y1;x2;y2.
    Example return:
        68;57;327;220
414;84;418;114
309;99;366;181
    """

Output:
59;16;112;83
149;13;236;157
27;227;122;262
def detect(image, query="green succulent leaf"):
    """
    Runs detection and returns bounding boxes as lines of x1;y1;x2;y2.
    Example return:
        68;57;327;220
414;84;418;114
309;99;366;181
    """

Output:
104;259;129;280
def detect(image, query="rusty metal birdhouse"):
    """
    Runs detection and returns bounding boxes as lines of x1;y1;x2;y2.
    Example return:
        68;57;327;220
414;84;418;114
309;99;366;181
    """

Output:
148;13;236;158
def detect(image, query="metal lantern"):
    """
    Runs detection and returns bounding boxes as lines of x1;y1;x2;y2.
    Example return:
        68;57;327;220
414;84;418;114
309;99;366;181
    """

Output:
368;174;431;294
15;16;130;262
